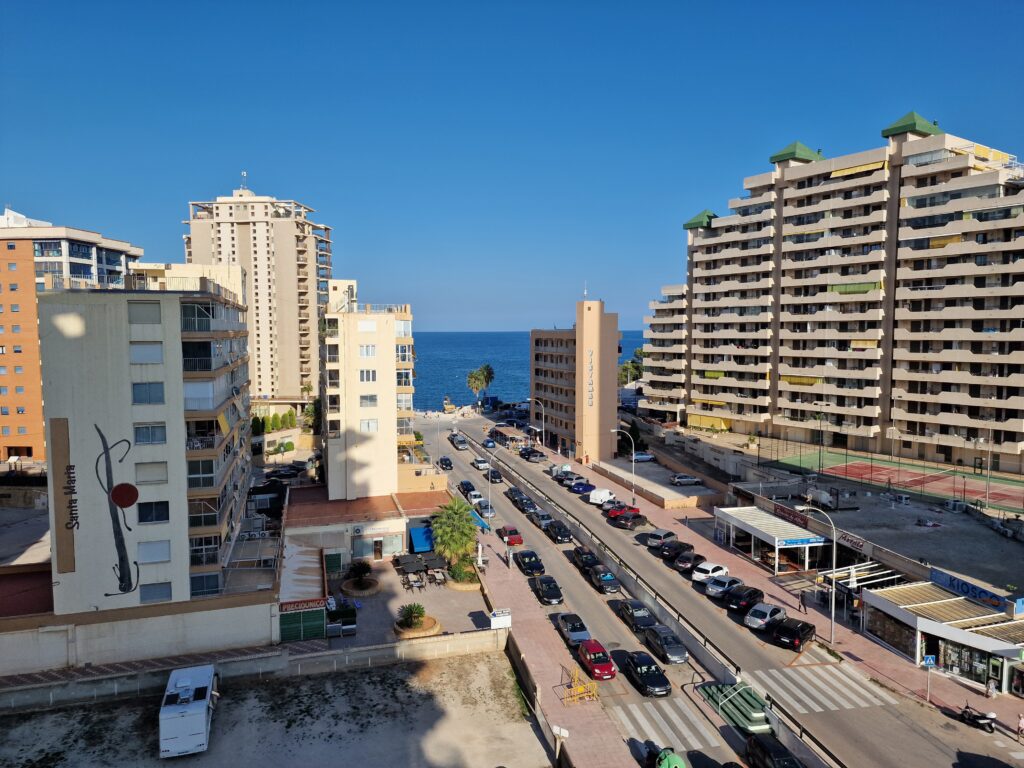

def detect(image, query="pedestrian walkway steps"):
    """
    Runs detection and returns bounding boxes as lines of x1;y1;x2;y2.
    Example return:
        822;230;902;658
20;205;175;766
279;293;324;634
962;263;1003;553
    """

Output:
697;683;771;734
745;661;899;715
606;696;723;753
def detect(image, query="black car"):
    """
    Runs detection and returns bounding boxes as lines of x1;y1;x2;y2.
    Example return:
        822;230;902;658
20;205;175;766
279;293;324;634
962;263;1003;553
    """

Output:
643;625;689;665
588;565;621;594
505;486;526;502
457;480;476;498
265;467;300;480
746;733;804;768
614;512;649;530
513;550;545;577
622;651;672;697
518;447;535;459
771;618;816;651
528;576;563;605
485;469;503;484
658;540;694;560
514;494;538;513
616;599;658;633
545;520;572;543
724;586;765;614
572;545;599;573
671;551;707;575
438;456;453;471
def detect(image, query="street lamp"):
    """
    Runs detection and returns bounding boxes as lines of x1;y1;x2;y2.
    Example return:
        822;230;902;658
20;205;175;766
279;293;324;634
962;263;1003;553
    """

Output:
610;428;636;505
806;505;837;645
528;397;547;450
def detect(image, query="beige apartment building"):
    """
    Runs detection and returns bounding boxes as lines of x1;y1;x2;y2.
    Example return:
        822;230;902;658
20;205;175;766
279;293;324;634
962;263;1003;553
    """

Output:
641;284;688;424
531;300;619;462
320;279;417;500
184;187;332;410
642;112;1024;471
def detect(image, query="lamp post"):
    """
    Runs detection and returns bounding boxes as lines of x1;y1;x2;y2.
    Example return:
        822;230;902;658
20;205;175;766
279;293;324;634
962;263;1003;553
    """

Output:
807;505;837;645
610;428;636;505
528;397;546;450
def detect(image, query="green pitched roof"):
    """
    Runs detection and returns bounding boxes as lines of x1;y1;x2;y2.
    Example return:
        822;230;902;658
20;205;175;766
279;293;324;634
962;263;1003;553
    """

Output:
769;142;825;164
881;111;942;138
683;209;717;230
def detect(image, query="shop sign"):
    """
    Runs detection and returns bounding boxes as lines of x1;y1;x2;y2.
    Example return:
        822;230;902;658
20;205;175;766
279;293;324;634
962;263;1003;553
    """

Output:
930;568;1006;611
779;536;825;547
836;530;874;557
280;598;327;613
773;503;809;527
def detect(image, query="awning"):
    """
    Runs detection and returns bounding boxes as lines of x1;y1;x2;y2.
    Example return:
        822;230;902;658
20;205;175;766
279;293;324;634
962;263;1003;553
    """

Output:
217;412;230;435
470;510;491;533
830;160;886;179
409;527;434;554
688;414;731;431
715;506;826;548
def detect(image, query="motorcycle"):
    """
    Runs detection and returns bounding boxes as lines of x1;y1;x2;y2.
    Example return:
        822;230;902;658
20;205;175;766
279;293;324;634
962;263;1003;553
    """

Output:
959;701;996;733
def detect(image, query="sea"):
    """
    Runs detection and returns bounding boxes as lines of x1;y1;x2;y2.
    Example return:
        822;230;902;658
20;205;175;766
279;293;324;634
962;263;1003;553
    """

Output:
413;330;644;411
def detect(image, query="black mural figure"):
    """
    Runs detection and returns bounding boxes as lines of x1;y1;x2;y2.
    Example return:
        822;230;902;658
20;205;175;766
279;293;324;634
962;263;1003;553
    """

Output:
94;425;139;596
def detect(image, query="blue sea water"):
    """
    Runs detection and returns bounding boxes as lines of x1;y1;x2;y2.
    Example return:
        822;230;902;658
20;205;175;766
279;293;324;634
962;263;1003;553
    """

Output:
413;330;644;411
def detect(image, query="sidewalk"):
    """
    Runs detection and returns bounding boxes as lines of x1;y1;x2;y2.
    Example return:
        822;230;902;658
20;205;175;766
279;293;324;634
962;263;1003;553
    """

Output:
477;540;635;768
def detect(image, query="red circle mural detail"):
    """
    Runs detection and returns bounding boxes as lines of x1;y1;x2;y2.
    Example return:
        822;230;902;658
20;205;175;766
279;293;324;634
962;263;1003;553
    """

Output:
110;483;139;508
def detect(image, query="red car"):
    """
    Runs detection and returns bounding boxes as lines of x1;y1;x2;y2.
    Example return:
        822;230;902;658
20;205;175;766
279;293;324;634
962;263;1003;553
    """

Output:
497;526;523;546
578;639;617;680
606;503;639;519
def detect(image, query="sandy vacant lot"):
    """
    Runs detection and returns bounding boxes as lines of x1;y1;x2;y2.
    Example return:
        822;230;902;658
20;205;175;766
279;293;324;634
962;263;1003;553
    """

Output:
0;653;550;768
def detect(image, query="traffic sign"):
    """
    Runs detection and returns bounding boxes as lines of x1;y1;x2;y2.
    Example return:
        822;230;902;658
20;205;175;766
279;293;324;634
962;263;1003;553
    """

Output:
922;655;936;667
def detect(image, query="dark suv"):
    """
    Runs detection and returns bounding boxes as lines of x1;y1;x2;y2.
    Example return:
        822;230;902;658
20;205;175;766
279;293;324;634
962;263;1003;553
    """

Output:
571;546;599;573
771;618;816;651
746;733;804;768
723;585;765;614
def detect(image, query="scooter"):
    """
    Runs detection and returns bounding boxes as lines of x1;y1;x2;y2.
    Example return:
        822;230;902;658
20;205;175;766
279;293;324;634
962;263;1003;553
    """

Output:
960;701;996;733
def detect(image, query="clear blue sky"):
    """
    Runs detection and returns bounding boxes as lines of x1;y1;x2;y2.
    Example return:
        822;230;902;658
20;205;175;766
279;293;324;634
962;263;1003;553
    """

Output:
2;1;1021;331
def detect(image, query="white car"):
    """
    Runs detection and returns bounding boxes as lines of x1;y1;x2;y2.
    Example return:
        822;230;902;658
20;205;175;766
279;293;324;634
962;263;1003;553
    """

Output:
467;490;484;505
669;473;701;486
705;575;744;598
471;458;491;471
744;602;787;630
691;562;728;583
633;451;656;463
587;489;616;505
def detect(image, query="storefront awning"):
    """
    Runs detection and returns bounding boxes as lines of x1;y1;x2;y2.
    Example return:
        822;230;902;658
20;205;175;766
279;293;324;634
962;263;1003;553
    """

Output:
715;505;825;548
409;526;434;554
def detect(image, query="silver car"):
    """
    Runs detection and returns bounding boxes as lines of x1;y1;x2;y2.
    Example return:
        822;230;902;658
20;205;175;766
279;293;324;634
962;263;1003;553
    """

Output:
705;575;744;598
556;613;591;646
744;602;787;631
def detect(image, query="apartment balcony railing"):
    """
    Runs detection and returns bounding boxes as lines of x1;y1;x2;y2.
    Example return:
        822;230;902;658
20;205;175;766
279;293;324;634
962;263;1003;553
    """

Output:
186;435;218;451
396;352;415;363
180;315;245;333
183;356;232;372
190;548;221;567
188;499;221;528
325;354;339;363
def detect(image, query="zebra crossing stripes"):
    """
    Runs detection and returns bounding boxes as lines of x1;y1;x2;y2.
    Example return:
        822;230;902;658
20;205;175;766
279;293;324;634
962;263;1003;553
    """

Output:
746;662;899;714
607;697;722;752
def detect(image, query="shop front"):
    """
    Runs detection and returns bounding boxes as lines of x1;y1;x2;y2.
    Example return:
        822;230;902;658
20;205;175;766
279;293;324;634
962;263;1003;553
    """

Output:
713;506;826;575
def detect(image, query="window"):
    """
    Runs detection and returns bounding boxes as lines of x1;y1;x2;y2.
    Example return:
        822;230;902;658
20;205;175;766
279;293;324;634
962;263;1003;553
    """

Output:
12;346;20;354
395;319;412;337
358;344;376;358
16;427;26;435
7;262;14;270
8;284;16;292
15;406;24;414
15;386;23;394
0;367;6;375
0;428;7;437
359;369;376;382
190;573;220;598
130;342;163;364
138;501;170;524
134;423;167;445
0;407;8;415
13;366;22;374
357;320;377;332
359;395;378;407
10;325;18;333
132;382;164;404
10;305;18;313
127;302;161;324
137;540;171;564
5;243;13;250
135;462;168;484
0;347;5;355
0;387;6;395
359;419;378;433
139;582;172;604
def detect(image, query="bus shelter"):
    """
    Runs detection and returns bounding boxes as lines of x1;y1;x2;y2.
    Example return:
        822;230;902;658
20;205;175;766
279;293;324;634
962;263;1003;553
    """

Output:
714;505;826;575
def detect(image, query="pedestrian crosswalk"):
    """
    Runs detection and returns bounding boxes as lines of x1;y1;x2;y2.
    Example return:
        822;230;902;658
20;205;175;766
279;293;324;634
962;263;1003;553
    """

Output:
607;696;722;752
745;660;900;715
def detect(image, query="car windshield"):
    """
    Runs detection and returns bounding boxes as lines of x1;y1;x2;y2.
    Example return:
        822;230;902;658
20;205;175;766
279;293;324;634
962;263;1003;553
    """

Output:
521;554;536;563
750;609;767;619
661;634;681;647
637;664;658;675
566;620;585;633
599;572;615;581
589;651;610;664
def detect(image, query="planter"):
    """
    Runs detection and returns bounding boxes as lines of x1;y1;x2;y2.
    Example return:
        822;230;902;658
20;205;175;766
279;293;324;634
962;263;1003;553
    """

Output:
340;577;381;597
446;578;481;592
393;615;441;639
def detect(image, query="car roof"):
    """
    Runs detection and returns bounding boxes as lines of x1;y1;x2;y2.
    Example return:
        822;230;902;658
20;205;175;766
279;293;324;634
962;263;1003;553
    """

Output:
579;639;605;653
748;732;792;755
696;562;723;569
777;618;810;630
630;651;657;665
560;612;582;623
650;529;673;536
624;599;644;608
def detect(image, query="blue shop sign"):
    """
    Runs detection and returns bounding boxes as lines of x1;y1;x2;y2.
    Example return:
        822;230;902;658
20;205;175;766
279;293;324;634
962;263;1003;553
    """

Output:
930;568;1006;611
779;536;825;547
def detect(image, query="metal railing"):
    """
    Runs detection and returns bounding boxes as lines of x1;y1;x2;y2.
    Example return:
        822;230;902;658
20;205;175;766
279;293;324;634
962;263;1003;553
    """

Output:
186;435;217;451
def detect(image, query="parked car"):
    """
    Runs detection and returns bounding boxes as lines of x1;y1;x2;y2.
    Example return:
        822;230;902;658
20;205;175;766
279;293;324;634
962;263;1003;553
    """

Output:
485;469;503;484
572;546;600;573
518;447;535;459
705;575;744;599
669;473;701;486
632;451;656;463
724;586;764;614
577;639;617;680
659;540;693;560
545;520;572;543
560;473;586;487
601;498;626;512
746;732;805;768
588;489;616;505
614;512;649;530
646;529;677;549
691;562;728;583
643;625;689;665
265;467;300;480
528;576;563;605
457;480;476;498
556;612;591;646
606;502;639;519
528;509;554;529
771;618;815;651
526;451;547;463
588;565;621;593
437;456;453;471
505;486;526;502
744;603;787;631
474;498;496;518
671;551;706;575
513;550;545;576
552;469;573;483
448;433;469;450
466;490;483;505
497;526;523;546
482;438;496;449
622;651;672;697
517;497;539;514
471;457;490;471
569;481;596;495
617;599;658;633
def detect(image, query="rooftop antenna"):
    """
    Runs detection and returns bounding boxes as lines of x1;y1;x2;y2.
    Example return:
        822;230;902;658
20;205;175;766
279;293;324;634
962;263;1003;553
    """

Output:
583;280;588;299
240;170;248;190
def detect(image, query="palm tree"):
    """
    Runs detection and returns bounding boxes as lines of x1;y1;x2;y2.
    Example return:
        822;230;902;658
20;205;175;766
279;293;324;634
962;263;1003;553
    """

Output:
479;364;495;399
466;369;485;404
431;498;477;564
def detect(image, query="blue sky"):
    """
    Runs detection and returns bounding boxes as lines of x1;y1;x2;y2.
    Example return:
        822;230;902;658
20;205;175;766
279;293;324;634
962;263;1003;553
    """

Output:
2;1;1022;331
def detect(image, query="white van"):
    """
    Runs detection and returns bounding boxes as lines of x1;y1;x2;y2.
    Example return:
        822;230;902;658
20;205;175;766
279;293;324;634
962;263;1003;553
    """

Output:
159;665;219;758
588;489;616;505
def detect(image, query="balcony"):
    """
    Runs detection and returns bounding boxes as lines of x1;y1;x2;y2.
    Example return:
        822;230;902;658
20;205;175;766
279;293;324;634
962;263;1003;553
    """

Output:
186;434;218;451
188;498;222;529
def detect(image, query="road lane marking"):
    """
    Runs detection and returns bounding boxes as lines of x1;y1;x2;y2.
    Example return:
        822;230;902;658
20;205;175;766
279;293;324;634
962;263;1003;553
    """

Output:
830;662;899;705
627;702;670;745
781;668;843;710
791;667;857;709
748;670;807;714
669;696;721;747
646;701;699;751
763;669;823;712
815;664;879;708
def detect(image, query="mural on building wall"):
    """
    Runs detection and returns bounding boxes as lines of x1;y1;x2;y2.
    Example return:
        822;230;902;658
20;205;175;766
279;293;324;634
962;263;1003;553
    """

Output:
94;425;140;596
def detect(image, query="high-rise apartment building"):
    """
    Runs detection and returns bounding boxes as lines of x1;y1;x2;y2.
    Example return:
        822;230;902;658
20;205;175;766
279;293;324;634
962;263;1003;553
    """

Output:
184;187;332;409
531;300;619;461
319;279;415;500
641;284;688;424
0;209;144;461
642;113;1024;471
39;267;256;613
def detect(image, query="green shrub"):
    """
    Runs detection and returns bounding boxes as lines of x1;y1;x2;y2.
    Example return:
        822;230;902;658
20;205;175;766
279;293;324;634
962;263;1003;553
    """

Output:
448;554;479;583
282;441;295;452
271;413;282;431
397;603;426;629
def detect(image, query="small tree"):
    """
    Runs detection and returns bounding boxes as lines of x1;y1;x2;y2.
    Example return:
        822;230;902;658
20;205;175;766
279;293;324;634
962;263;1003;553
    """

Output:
262;415;272;434
251;416;264;436
466;369;485;404
346;559;373;589
271;413;282;431
431;498;477;564
398;603;426;629
282;441;295;452
286;409;296;429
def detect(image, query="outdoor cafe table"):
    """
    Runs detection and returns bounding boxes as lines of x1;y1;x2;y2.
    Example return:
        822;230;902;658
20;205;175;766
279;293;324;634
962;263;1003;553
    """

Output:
423;554;448;570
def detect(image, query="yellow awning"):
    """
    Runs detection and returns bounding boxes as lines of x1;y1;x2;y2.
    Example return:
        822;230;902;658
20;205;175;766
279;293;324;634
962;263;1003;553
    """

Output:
217;413;230;435
693;398;726;407
929;235;960;249
688;414;732;431
851;339;879;349
830;160;886;179
781;375;822;386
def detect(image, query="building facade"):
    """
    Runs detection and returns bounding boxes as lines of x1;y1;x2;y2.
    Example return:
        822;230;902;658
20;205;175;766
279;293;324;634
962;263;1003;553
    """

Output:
320;279;416;500
641;284;688;424
0;209;144;461
184;187;332;409
39;269;255;614
531;300;619;462
641;113;1024;471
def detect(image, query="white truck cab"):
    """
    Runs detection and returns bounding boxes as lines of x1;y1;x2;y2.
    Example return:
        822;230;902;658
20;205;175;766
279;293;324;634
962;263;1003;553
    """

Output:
159;665;219;758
